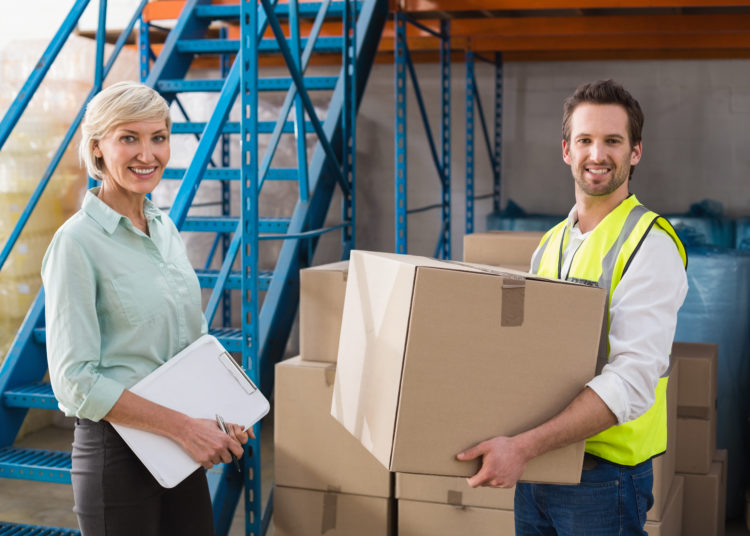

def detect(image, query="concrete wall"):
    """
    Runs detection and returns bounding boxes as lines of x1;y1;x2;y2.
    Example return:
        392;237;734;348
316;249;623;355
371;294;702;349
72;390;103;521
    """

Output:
352;59;750;259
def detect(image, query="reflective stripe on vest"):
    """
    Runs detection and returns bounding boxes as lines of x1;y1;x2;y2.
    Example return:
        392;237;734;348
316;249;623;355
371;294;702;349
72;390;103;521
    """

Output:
532;195;687;466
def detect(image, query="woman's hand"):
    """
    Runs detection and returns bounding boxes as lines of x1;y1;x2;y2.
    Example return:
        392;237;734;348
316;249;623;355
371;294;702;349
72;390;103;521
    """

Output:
178;418;246;469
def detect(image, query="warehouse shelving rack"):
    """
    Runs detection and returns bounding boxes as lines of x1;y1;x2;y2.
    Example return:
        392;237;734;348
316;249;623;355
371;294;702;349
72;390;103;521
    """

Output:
0;0;387;534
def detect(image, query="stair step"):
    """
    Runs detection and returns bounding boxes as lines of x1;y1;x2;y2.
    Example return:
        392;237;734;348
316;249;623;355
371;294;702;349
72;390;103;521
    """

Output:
182;216;290;234
195;269;273;291
162;168;298;181
3;382;57;410
157;76;338;93
171;121;313;135
0;521;79;535
0;447;71;484
176;37;344;55
194;1;358;20
29;328;244;354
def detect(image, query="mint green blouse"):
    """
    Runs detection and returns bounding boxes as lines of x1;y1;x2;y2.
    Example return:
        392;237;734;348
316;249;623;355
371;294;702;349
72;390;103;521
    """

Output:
42;187;207;421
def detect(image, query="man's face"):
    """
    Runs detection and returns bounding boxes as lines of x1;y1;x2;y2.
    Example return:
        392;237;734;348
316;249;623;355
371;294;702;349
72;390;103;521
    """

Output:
562;103;642;199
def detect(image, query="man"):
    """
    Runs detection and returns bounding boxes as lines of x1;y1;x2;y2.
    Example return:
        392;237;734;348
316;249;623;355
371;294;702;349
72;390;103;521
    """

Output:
457;79;688;535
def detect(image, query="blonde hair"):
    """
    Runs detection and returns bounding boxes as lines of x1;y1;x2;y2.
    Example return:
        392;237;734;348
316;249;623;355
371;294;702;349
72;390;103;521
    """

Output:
79;81;171;181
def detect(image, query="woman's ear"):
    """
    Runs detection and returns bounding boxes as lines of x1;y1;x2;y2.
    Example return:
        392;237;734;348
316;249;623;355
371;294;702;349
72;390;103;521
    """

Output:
93;142;102;158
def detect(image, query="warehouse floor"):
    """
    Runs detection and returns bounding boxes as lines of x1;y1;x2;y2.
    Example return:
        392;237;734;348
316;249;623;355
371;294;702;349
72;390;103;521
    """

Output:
0;420;748;536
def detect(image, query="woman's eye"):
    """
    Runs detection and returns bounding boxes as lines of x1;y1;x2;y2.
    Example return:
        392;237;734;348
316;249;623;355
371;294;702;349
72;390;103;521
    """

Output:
153;135;167;143
121;135;136;143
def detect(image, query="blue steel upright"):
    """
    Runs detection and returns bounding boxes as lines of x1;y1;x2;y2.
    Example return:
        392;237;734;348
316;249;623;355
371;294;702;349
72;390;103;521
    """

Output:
465;50;476;234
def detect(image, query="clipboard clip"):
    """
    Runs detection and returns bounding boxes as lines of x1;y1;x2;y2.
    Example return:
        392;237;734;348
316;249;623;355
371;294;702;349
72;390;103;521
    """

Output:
218;351;258;395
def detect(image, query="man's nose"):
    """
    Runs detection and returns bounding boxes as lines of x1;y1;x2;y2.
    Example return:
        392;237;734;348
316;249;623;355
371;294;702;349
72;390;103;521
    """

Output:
589;140;606;162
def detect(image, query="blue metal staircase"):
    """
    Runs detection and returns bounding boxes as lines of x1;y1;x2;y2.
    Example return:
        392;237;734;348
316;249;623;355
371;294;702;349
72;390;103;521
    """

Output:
0;0;387;534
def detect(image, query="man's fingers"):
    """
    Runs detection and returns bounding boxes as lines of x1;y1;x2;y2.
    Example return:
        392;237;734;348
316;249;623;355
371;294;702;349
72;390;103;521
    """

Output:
466;465;492;488
456;442;486;462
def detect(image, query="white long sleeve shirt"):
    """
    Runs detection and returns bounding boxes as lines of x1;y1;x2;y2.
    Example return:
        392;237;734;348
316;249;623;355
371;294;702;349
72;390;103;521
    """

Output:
549;205;688;425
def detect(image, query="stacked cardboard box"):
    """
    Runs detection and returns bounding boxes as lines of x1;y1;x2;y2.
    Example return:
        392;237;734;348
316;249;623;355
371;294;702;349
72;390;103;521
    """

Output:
644;359;682;534
672;342;725;536
396;473;515;535
463;231;544;271
645;476;685;536
274;261;394;536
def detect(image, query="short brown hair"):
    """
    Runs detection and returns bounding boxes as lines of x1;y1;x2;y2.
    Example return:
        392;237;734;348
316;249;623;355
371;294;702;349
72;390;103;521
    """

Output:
562;79;644;147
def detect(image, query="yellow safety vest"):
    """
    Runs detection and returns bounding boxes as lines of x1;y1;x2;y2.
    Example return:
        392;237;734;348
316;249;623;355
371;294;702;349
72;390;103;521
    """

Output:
530;195;687;466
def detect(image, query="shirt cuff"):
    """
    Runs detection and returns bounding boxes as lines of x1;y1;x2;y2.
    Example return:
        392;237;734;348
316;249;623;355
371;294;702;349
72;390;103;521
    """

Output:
586;371;629;425
76;375;125;422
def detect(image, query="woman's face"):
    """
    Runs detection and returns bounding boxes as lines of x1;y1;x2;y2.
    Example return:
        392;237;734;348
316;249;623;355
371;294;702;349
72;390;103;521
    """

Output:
95;120;170;196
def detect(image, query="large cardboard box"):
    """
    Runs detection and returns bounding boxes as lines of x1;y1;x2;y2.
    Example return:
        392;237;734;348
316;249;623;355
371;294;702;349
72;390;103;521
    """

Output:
672;342;717;419
645;476;684;536
274;357;391;497
648;359;679;521
274;486;393;536
676;413;716;474
299;261;349;363
332;251;607;483
681;462;723;536
398;499;515;536
396;473;514;510
463;231;544;271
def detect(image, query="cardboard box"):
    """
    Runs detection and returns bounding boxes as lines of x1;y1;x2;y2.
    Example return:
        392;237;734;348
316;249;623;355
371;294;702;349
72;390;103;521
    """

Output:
275;357;391;497
645;476;684;536
714;449;728;536
395;473;514;510
332;250;606;483
672;342;717;419
648;359;679;521
676;413;716;474
398;499;515;536
463;231;544;272
681;461;723;536
274;486;393;536
299;261;348;362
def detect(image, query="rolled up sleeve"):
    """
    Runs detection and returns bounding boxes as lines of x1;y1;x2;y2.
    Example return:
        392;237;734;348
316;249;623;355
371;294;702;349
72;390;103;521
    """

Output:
42;231;124;421
586;229;688;424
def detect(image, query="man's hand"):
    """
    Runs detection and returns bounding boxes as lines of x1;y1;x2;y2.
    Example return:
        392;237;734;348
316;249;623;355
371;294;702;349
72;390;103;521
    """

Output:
457;435;529;488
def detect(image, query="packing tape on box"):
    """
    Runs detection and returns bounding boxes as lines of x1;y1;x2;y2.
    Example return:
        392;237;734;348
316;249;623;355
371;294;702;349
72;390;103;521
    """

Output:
447;490;464;508
324;366;335;387
501;278;525;327
321;490;338;533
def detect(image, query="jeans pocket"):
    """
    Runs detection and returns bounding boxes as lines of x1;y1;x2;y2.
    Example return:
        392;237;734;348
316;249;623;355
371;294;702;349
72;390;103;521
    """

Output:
630;467;654;525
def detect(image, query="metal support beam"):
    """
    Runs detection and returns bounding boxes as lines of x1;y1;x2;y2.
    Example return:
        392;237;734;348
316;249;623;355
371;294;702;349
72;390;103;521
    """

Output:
394;12;407;254
341;0;357;258
240;1;261;534
465;50;475;234
437;19;451;259
494;52;503;212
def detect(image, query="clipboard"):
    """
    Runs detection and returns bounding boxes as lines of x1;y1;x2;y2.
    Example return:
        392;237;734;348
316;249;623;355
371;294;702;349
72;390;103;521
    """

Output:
111;334;270;488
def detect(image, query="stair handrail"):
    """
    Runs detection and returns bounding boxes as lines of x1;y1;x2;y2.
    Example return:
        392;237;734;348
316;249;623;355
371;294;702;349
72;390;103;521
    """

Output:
0;0;149;274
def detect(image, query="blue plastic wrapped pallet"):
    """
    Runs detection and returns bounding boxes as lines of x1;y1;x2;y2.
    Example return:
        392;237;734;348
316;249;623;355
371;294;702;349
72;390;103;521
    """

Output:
674;246;750;518
737;218;750;250
664;200;735;248
486;199;564;232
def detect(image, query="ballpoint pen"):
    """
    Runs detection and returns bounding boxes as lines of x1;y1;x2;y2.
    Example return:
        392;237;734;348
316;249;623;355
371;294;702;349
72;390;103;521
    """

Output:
215;414;242;473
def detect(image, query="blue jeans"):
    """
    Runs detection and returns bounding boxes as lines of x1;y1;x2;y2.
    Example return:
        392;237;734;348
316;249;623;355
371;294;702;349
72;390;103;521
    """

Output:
514;456;654;535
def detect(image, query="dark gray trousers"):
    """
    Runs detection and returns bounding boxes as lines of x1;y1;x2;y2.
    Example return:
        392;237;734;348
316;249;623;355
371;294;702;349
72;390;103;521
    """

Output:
72;418;215;536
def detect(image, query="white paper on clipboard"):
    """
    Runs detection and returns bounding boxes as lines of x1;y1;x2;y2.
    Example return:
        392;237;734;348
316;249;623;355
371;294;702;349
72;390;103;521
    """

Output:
111;334;270;488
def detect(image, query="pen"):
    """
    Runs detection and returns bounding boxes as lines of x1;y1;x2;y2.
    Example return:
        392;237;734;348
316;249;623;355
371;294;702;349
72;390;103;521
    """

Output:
215;414;241;473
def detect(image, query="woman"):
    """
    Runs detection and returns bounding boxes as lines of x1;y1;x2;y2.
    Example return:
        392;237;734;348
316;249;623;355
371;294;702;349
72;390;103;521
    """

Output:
42;81;250;535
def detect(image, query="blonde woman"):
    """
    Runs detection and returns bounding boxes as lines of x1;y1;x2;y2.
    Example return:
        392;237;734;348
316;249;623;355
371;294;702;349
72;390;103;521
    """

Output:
42;81;250;535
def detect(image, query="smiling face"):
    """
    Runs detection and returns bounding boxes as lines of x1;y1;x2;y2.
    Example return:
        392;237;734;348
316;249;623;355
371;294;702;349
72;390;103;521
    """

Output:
562;103;642;200
94;120;170;197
